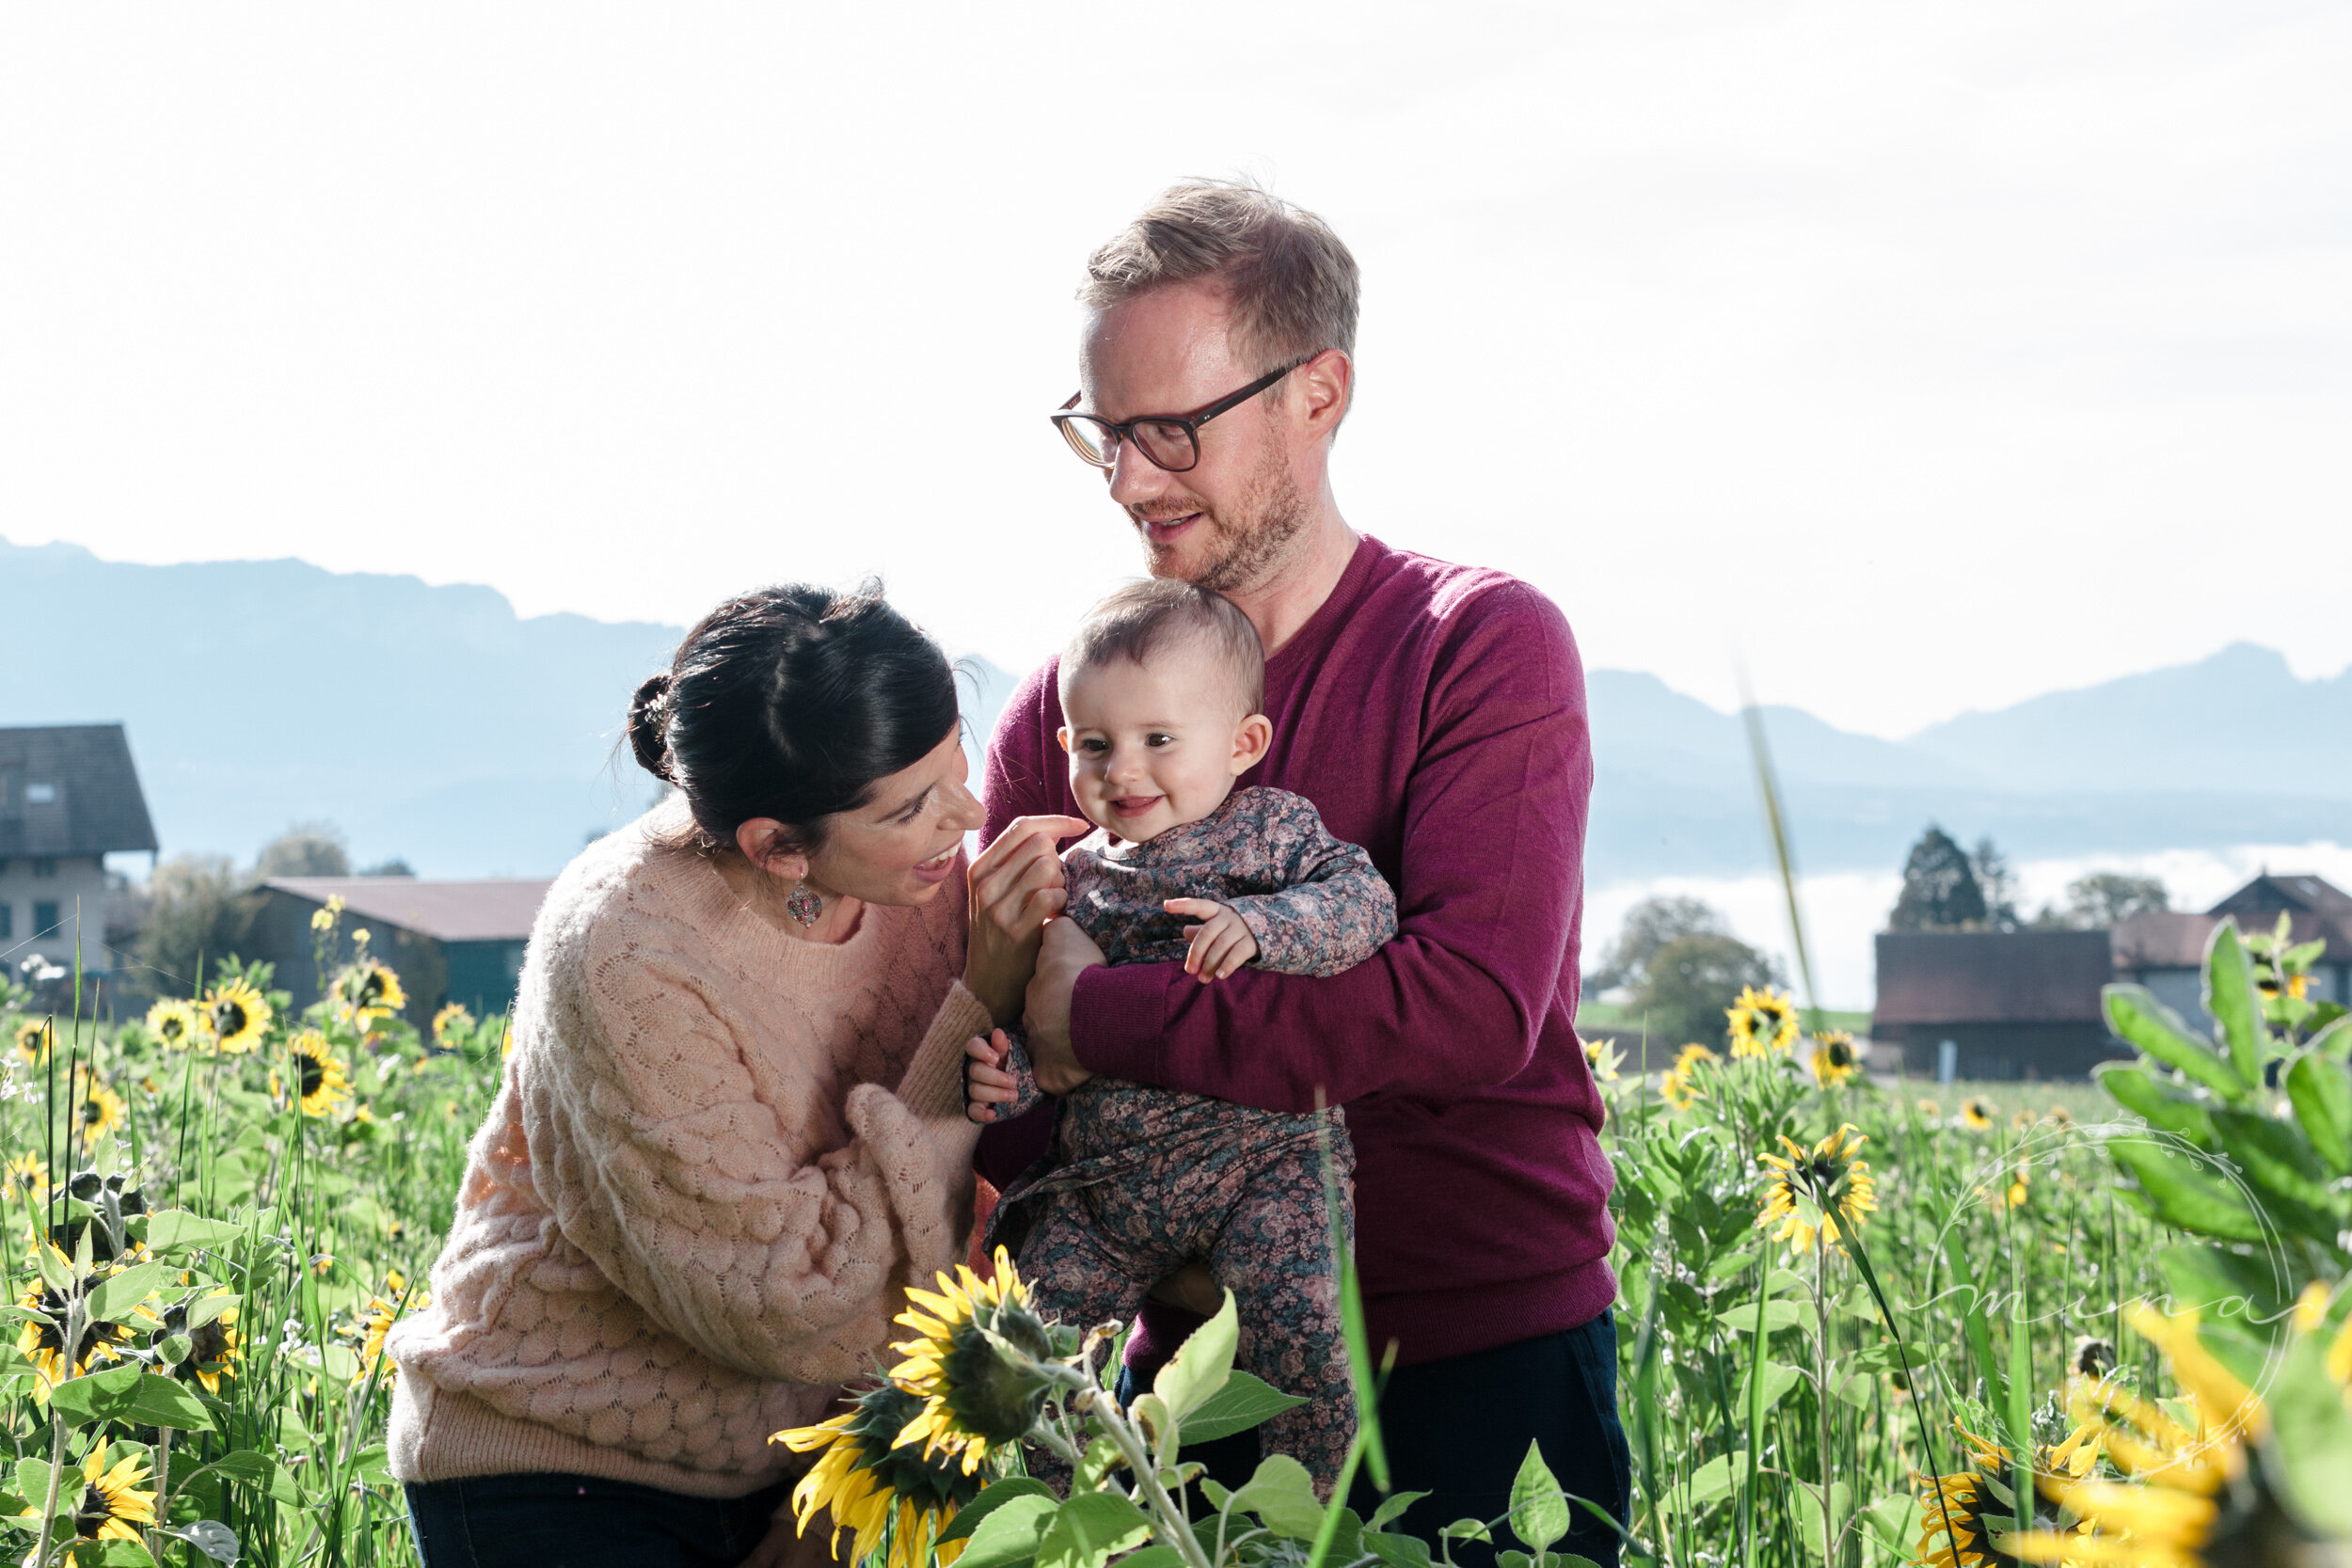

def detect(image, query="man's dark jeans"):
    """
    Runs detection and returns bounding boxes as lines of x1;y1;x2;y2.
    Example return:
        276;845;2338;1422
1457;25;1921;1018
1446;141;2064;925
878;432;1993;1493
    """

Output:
1132;1310;1631;1568
405;1472;790;1568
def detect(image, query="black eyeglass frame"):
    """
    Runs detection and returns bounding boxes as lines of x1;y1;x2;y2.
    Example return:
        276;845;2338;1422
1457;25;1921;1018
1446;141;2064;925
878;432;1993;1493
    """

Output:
1050;354;1319;473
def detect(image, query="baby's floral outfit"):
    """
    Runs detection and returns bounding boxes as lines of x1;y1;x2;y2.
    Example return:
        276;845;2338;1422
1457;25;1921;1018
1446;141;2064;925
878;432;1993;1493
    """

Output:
987;784;1395;1489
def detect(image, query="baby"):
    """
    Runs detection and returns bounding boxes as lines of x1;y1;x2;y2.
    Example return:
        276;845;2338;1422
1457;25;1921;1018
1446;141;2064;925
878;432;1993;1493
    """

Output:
966;578;1396;1492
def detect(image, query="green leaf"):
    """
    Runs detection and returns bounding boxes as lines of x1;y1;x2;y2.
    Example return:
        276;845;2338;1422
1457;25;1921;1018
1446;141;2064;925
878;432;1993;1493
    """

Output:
14;1459;53;1517
49;1362;147;1426
1738;1360;1804;1417
87;1261;168;1326
1115;1550;1185;1568
1366;1533;1435;1568
1863;1491;1922;1559
2310;1015;2352;1061
1713;1299;1811;1337
2103;986;2247;1100
938;1479;1057;1546
2094;1064;2217;1148
2103;1135;2269;1243
1508;1442;1571;1553
1231;1453;1327;1540
956;1494;1058;1568
2265;1328;2352;1534
1790;1482;1852;1560
1033;1492;1152;1568
1180;1370;1311;1444
143;1211;247;1259
2205;923;2267;1088
2207;1109;2342;1223
1368;1492;1429;1533
1442;1519;1493;1544
1152;1289;1238;1420
1679;1451;1743;1509
1073;1437;1126;1493
162;1522;240;1565
2288;1051;2352;1175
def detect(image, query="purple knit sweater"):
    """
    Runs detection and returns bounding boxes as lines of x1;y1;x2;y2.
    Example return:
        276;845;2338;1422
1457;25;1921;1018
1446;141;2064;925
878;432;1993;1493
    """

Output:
977;534;1616;1370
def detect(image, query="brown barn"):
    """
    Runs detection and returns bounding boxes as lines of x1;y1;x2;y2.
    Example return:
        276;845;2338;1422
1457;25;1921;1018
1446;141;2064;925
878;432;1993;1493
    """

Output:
1873;929;2127;1081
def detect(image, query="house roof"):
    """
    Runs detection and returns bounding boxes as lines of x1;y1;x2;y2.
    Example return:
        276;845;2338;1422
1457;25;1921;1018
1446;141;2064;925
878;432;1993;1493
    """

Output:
1873;930;2114;1025
2112;873;2352;972
0;724;160;858
263;878;552;943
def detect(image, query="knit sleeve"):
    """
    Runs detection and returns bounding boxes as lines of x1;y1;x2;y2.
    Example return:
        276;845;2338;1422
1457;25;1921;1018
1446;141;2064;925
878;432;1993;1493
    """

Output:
525;944;989;1387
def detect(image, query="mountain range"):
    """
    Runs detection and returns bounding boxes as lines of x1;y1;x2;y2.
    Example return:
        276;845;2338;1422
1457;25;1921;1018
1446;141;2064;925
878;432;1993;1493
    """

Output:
5;537;2346;883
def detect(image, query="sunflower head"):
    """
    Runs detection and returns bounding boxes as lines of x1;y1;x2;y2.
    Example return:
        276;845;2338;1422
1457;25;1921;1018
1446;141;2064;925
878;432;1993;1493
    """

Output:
1581;1037;1623;1083
1756;1123;1877;1253
35;1439;158;1544
12;1017;54;1068
1661;1043;1718;1111
63;1067;126;1142
431;1001;474;1048
144;998;209;1053
1961;1097;1996;1131
888;1248;1059;1473
204;977;273;1054
287;1029;354;1117
350;1286;425;1386
331;958;407;1028
151;1289;244;1396
1727;985;1799;1059
5;1152;45;1202
1916;1419;2097;1568
15;1250;142;1397
775;1382;991;1568
1808;1030;1860;1087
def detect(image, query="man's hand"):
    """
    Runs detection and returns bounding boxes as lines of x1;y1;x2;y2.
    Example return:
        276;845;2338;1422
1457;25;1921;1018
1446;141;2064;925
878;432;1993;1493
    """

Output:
963;815;1092;1025
1025;918;1105;1094
1166;898;1260;983
739;1511;833;1568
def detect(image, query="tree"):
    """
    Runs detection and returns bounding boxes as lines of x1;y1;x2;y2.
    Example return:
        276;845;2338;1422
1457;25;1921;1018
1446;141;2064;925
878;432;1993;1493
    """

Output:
1589;895;1730;993
1889;825;1986;931
358;857;416;878
1970;837;2021;930
2062;872;2170;928
1627;931;1784;1050
254;823;350;879
132;855;258;1006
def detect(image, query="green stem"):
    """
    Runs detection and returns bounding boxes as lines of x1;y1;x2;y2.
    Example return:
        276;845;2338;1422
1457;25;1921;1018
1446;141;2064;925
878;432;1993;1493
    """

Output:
1813;1249;1834;1568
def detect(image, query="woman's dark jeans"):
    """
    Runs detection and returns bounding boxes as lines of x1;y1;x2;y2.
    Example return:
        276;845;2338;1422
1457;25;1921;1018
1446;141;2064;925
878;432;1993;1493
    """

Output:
405;1473;791;1568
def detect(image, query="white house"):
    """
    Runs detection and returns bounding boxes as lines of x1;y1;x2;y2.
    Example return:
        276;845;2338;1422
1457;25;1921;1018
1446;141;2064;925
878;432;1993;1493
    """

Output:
0;725;159;978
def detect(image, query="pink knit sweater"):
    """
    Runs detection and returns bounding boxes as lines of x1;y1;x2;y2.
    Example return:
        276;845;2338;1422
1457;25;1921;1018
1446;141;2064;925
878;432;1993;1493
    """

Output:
387;800;987;1498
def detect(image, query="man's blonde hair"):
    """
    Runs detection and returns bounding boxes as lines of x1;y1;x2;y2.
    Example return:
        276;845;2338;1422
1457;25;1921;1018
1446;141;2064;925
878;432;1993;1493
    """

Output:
1081;180;1359;373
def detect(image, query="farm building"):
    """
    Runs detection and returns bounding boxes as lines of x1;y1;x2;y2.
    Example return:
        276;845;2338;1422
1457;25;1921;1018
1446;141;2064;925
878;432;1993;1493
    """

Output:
248;876;551;1028
2113;871;2352;1034
0;724;158;978
1872;929;2128;1081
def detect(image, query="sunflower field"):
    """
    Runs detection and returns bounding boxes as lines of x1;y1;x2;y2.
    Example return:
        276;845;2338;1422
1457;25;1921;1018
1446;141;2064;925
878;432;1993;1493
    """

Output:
1;901;505;1566
9;888;2352;1568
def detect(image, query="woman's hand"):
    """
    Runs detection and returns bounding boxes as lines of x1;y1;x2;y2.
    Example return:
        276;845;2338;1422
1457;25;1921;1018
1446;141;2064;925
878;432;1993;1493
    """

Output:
963;816;1090;1024
965;1031;1018;1124
1025;917;1106;1094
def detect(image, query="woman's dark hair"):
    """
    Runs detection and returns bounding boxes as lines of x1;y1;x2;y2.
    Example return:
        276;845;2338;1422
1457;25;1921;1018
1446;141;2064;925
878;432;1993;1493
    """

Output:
627;580;959;853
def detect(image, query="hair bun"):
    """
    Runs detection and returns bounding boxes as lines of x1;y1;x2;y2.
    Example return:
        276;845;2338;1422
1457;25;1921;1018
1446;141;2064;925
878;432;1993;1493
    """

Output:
628;672;677;783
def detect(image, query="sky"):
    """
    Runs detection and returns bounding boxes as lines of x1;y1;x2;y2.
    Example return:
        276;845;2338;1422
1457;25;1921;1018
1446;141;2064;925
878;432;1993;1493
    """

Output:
4;2;2348;738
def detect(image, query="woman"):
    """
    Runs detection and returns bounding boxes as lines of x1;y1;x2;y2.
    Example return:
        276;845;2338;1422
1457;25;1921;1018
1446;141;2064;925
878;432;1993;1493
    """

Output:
389;582;1082;1568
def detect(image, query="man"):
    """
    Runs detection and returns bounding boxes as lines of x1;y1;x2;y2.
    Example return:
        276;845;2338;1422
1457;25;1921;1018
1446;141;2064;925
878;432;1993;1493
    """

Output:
976;181;1627;1567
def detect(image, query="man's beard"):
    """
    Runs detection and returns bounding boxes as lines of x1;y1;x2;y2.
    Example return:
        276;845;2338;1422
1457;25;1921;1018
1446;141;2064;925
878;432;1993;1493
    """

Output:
1129;433;1309;594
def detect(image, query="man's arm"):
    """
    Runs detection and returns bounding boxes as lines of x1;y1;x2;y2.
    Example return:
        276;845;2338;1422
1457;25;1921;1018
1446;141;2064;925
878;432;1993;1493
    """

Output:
1070;583;1590;1112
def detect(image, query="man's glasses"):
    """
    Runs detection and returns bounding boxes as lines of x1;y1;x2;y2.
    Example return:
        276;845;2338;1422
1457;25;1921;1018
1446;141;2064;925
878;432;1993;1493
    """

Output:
1051;356;1314;474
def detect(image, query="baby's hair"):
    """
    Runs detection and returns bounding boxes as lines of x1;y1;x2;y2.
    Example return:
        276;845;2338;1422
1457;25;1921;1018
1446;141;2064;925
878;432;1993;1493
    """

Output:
1060;578;1266;715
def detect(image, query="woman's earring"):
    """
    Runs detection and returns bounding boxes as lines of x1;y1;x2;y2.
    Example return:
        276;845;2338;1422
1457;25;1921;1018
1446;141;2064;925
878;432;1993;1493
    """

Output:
785;882;824;927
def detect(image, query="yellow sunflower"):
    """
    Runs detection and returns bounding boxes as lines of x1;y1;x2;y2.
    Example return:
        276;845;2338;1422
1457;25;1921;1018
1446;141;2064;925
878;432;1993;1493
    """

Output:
501;1025;515;1059
1661;1043;1718;1110
1581;1037;1624;1084
330;958;406;1028
1727;985;1799;1058
203;976;272;1054
15;1250;140;1396
1756;1123;1878;1254
431;1001;474;1048
11;1017;54;1068
775;1383;988;1568
17;1439;157;1544
5;1152;45;1202
1807;1030;1860;1087
286;1030;352;1117
152;1287;244;1396
1915;1419;2097;1568
144;997;209;1053
1960;1097;1996;1132
351;1285;426;1386
888;1247;1058;1475
68;1069;127;1142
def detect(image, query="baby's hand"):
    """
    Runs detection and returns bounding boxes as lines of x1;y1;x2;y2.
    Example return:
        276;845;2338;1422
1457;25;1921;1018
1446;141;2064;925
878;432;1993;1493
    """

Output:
964;1030;1017;1124
1166;898;1260;983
